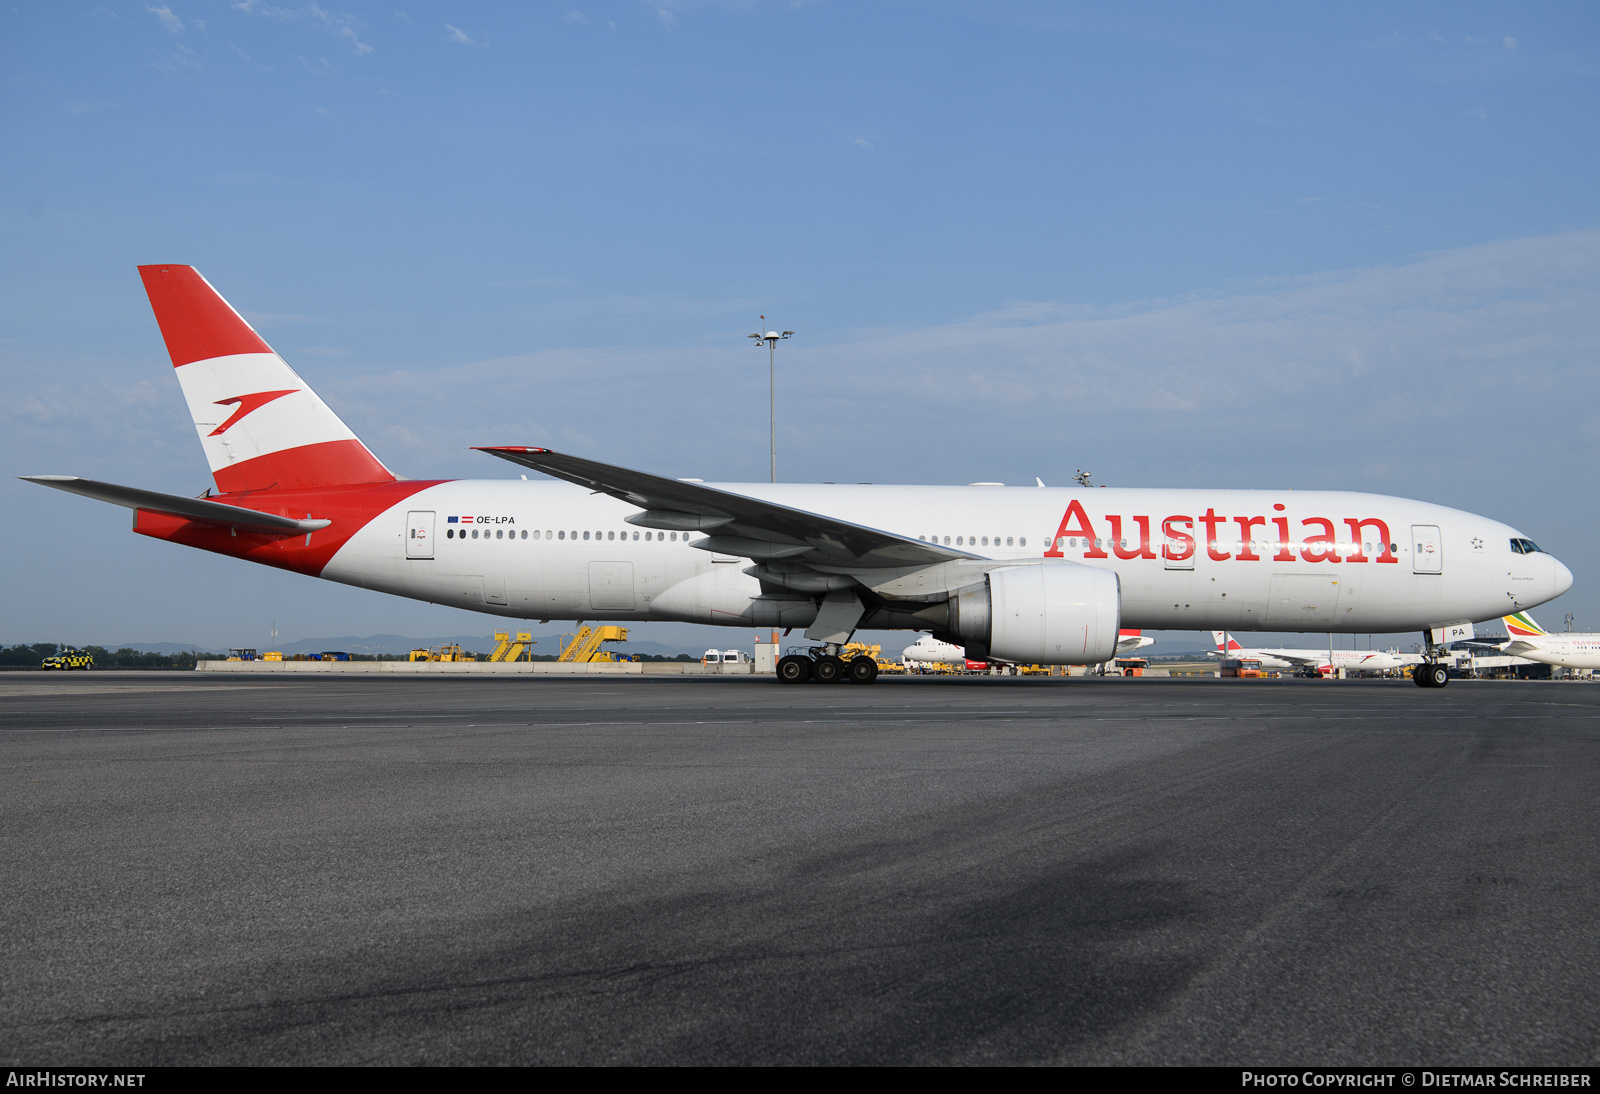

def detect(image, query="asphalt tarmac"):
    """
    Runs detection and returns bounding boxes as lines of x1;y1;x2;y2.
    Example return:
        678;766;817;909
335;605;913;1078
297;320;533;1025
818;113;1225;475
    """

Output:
2;671;1597;1066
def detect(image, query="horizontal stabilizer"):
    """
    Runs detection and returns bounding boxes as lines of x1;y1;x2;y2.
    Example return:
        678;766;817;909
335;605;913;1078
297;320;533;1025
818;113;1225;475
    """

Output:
20;476;331;535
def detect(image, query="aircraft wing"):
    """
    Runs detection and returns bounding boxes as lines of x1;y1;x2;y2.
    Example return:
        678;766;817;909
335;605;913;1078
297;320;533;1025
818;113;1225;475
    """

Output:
21;476;332;535
475;446;972;569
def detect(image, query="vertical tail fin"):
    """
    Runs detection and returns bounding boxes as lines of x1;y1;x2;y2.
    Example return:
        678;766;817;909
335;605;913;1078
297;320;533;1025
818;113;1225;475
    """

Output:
138;265;394;494
1503;612;1546;638
1210;630;1243;652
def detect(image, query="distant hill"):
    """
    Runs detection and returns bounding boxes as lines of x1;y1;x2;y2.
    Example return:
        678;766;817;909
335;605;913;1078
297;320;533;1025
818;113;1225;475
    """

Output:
105;641;215;655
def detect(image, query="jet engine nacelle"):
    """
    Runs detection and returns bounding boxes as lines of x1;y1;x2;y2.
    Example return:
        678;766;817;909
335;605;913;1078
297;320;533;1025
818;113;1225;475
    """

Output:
947;562;1121;665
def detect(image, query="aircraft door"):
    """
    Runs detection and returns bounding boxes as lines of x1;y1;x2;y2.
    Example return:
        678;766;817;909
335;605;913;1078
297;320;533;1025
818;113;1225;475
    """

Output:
483;574;508;606
406;511;435;559
1412;525;1442;574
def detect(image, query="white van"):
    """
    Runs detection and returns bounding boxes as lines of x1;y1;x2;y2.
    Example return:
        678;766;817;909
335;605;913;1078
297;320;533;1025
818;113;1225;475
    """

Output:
722;649;750;665
702;649;724;664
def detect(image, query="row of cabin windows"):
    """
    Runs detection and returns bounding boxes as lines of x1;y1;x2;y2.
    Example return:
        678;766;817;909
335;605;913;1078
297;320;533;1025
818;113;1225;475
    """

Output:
920;535;1026;547
445;528;691;542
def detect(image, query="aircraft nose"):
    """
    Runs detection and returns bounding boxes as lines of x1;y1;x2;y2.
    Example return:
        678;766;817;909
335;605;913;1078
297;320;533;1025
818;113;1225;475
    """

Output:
1553;556;1574;598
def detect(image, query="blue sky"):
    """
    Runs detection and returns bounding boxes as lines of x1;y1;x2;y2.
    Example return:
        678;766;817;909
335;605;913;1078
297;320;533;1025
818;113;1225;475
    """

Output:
3;1;1598;652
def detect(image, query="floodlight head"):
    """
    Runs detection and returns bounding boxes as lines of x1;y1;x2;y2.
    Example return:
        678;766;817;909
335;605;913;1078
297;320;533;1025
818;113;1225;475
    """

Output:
781;331;793;338
747;333;761;339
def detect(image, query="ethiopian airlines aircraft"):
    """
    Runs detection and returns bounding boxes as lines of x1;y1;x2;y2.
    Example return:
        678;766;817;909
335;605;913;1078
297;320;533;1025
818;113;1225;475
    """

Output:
23;266;1575;687
1208;632;1417;674
1498;612;1600;670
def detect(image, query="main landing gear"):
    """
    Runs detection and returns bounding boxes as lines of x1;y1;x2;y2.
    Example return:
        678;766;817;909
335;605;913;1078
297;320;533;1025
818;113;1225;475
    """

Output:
775;646;879;685
1412;663;1451;689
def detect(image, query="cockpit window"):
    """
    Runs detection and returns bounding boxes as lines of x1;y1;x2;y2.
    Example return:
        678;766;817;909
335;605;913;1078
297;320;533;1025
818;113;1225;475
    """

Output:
1509;538;1544;555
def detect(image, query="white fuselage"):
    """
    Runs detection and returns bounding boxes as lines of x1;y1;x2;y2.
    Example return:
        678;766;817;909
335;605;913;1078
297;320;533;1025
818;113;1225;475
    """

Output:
1503;635;1600;670
902;635;970;665
1216;646;1416;672
324;481;1570;635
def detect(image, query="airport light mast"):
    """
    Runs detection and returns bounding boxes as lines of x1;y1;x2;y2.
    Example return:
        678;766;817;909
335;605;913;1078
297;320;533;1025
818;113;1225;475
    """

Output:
748;320;792;482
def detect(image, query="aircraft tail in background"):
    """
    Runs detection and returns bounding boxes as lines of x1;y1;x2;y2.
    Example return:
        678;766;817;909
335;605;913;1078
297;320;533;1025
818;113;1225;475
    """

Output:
1210;630;1244;653
1503;612;1547;638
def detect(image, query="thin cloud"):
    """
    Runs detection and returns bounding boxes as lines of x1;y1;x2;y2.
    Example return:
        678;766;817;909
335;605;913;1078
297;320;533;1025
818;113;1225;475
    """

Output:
146;4;183;33
445;24;472;44
231;1;373;55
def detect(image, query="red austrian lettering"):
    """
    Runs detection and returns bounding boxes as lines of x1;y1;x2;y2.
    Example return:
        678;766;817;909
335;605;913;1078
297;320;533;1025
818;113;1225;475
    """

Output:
1345;517;1398;563
1046;499;1105;558
1300;517;1339;563
1107;515;1158;560
1162;517;1195;561
1200;508;1230;561
1271;504;1295;561
1234;516;1266;561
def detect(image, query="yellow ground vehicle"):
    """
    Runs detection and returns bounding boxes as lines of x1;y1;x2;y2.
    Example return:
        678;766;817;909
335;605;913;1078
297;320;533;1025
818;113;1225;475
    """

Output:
41;649;94;670
558;626;629;662
408;645;475;662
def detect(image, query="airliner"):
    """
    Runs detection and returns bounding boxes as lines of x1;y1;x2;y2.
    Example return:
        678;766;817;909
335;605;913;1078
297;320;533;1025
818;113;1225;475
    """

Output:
903;630;1154;667
1497;612;1600;670
22;266;1574;687
1208;632;1418;674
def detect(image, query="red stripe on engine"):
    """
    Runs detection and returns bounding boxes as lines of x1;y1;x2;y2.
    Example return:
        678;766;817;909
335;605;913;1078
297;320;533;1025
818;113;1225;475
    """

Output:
138;265;274;368
212;439;395;493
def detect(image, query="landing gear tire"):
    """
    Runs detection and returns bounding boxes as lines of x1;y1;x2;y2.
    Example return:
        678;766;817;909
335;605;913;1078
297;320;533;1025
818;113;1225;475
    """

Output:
848;656;879;684
1414;664;1450;688
776;655;812;685
813;656;845;684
